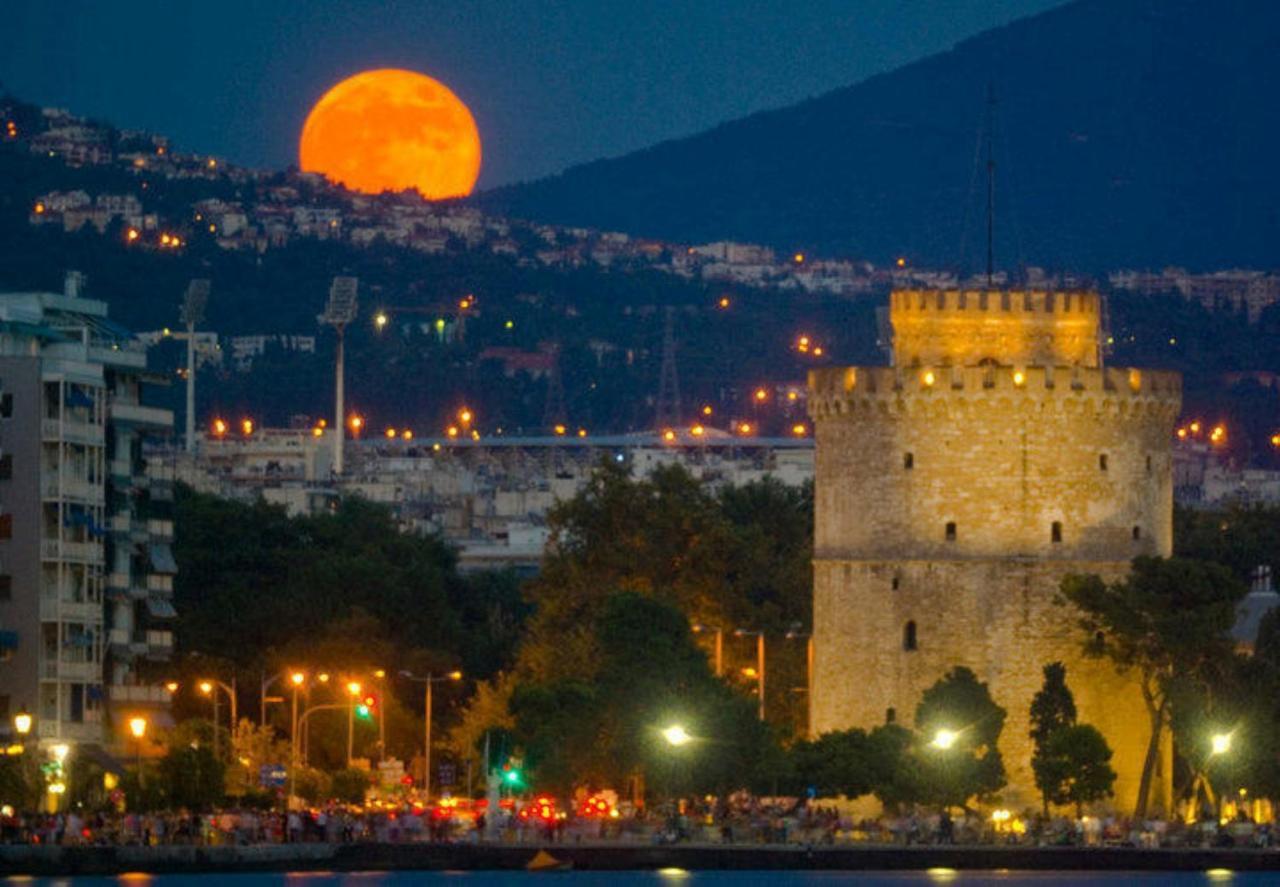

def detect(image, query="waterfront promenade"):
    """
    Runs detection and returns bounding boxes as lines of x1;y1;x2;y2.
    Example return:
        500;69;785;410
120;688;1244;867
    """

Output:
1;841;1279;877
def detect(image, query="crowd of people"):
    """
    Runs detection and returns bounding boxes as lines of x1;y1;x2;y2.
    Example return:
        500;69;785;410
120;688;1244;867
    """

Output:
0;799;1272;849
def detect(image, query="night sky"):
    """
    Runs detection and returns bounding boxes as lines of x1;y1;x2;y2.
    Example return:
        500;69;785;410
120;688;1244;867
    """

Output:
2;0;1064;189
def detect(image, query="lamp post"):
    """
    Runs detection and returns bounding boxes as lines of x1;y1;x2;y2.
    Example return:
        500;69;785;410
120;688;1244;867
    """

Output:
931;728;959;750
13;710;32;745
345;681;363;767
373;669;387;765
785;624;814;739
129;717;148;787
735;628;766;721
286;671;305;810
400;670;462;802
1209;731;1233;823
691;624;724;677
198;678;237;759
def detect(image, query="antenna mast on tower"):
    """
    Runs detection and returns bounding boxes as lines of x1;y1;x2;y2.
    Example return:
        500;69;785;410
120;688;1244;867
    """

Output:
655;307;682;429
985;82;997;288
319;277;359;475
541;343;567;430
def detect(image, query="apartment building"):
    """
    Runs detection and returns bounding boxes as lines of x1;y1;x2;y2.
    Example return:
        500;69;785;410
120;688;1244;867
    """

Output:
0;273;175;752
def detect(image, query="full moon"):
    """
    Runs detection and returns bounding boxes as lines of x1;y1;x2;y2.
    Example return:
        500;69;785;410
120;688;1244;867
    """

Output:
299;68;482;200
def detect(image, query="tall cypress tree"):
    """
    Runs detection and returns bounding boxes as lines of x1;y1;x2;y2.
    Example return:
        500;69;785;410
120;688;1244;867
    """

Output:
1030;662;1078;813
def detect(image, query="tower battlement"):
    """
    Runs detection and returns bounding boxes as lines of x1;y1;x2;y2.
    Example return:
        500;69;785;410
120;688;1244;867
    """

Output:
891;288;1102;368
808;364;1180;420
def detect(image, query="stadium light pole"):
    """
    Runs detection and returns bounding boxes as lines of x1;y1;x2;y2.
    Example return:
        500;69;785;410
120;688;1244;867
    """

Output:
318;277;358;475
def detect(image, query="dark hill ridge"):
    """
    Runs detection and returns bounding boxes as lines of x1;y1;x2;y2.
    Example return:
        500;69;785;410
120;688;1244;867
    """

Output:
475;0;1280;272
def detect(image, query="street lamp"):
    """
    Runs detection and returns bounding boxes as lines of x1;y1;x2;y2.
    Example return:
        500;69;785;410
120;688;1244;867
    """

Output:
129;717;148;787
1211;733;1232;756
931;728;959;751
785;624;815;739
735;628;766;721
661;725;692;747
198;678;238;759
400;670;462;802
691;624;724;677
13;711;32;738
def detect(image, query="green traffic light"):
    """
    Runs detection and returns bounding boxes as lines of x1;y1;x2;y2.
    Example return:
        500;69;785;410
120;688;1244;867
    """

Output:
355;704;372;719
504;769;522;784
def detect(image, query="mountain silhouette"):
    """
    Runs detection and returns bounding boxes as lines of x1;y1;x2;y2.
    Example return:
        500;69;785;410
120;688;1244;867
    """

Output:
475;0;1279;272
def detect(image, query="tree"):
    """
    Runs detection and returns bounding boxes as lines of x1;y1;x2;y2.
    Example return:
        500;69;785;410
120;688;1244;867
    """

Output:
788;729;873;799
1060;556;1247;818
1036;725;1117;817
1030;662;1079;813
914;666;1007;809
510;592;780;798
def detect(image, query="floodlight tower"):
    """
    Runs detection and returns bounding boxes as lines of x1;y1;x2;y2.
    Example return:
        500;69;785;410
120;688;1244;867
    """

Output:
179;279;210;453
319;277;359;474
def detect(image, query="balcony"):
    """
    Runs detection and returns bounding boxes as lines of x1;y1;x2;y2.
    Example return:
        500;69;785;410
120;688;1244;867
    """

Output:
147;519;174;541
38;597;102;623
108;459;134;482
146;574;173;594
41;475;104;505
108;685;172;704
40;659;101;682
145;630;173;649
110;402;173;430
109;513;132;534
41;418;105;446
41;539;103;563
38;720;104;743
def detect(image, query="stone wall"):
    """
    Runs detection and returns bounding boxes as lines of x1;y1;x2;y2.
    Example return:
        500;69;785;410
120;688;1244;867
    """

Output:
808;356;1181;813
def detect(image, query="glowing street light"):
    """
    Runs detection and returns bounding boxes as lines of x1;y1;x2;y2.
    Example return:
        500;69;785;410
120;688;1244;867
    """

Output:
661;725;692;747
374;311;389;330
1211;733;1232;756
211;418;228;438
931;728;958;750
12;711;32;737
241;418;254;436
129;717;147;739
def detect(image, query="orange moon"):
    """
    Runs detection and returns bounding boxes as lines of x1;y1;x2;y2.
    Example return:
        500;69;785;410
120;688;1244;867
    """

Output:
299;68;481;200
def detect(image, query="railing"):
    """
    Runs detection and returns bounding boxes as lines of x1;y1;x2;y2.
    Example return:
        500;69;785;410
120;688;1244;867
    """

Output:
41;418;105;446
41;475;104;504
41;539;103;562
147;574;173;593
110;402;173;428
108;628;131;647
108;685;172;704
40;659;100;682
109;513;132;533
38;597;101;623
147;519;174;540
146;630;173;649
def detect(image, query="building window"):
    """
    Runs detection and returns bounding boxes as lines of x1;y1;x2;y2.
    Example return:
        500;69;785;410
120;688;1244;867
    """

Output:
903;621;918;651
1052;521;1063;543
904;452;914;470
885;707;896;724
945;522;957;542
0;576;10;600
1133;525;1142;541
1099;454;1108;471
0;455;11;481
891;576;900;591
0;515;10;540
0;393;10;419
1146;455;1153;474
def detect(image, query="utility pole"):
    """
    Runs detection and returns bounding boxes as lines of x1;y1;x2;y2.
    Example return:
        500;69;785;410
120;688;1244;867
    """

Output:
179;279;209;453
318;277;358;475
655;306;682;429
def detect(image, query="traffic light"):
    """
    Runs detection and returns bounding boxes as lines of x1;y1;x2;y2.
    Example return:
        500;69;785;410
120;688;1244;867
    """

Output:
355;704;371;719
503;765;524;787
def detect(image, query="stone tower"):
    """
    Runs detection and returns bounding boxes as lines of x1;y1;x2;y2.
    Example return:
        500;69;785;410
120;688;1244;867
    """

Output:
808;289;1181;811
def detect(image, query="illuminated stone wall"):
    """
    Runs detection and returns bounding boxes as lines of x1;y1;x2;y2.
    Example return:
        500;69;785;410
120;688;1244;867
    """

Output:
891;289;1102;369
808;292;1181;813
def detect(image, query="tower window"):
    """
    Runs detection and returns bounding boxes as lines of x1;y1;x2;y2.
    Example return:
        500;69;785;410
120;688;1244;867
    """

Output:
885;707;897;724
1051;521;1063;543
904;452;914;470
945;522;957;542
891;576;900;591
1146;455;1153;473
1132;525;1142;541
1099;454;1108;471
903;621;918;652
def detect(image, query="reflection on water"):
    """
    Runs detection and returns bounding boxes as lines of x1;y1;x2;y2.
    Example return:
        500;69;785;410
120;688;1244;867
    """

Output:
3;871;1272;887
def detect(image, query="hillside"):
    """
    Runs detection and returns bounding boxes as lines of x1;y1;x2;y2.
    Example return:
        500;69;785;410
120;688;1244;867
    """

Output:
475;0;1280;272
